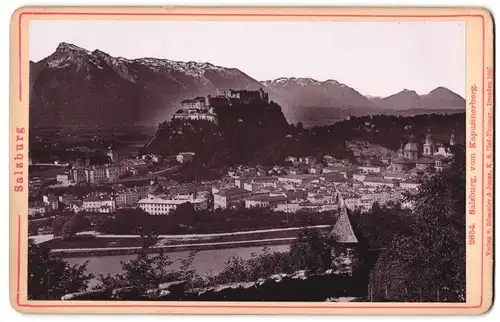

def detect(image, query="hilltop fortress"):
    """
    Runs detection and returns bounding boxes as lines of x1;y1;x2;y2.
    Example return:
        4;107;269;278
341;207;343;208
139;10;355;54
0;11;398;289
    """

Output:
172;88;269;123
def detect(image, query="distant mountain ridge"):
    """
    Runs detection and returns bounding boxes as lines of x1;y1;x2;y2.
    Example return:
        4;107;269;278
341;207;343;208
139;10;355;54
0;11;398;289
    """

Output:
29;42;465;127
262;77;375;108
262;77;465;124
262;77;376;122
30;42;266;127
367;87;465;111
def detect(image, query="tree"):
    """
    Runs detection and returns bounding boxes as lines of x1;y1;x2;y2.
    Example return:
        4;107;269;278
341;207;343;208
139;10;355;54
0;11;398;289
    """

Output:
369;148;466;302
93;215;109;232
28;224;39;236
98;208;154;235
350;203;412;250
171;202;195;226
96;231;198;295
70;212;91;233
55;212;91;240
95;227;335;294
288;228;332;272
28;240;93;300
61;221;76;239
52;216;69;237
203;228;333;287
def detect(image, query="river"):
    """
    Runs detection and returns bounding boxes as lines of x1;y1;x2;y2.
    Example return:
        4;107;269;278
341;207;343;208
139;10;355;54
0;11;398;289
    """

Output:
66;244;290;288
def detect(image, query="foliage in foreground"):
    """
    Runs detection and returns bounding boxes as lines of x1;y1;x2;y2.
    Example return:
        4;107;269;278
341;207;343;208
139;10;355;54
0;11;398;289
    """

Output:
365;145;466;301
93;233;200;296
27;240;93;300
95;228;334;293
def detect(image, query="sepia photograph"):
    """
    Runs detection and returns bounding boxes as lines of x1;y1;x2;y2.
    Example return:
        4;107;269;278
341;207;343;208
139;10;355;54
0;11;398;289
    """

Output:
25;18;468;303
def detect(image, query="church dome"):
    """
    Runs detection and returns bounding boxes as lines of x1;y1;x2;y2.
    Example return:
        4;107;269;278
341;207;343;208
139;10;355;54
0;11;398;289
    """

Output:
404;142;419;152
404;135;419;152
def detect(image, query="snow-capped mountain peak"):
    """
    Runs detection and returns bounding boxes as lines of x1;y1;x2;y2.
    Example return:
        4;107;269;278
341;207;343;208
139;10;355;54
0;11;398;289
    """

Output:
262;76;375;112
262;77;348;88
325;79;342;86
43;42;241;79
48;42;102;69
30;42;266;127
129;57;229;77
55;42;90;55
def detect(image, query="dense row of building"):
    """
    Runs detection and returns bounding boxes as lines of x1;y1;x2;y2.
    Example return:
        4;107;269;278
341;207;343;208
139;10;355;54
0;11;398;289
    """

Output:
137;179;208;215
28;144;200;217
28;178;208;217
41;149;196;188
211;171;416;214
207;131;455;213
28;126;456;220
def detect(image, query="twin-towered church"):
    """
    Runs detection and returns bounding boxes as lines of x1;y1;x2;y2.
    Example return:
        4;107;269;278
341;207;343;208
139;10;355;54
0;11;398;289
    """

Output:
390;131;456;173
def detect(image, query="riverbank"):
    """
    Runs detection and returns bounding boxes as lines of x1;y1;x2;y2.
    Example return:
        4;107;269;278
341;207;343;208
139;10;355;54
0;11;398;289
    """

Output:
65;244;291;289
53;237;294;258
46;225;332;258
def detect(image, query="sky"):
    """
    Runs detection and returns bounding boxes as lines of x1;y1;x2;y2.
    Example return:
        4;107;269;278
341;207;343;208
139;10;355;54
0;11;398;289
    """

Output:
30;20;465;97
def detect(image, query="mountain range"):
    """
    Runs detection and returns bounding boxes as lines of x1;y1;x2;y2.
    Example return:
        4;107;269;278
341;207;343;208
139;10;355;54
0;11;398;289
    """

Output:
368;87;466;110
29;42;465;127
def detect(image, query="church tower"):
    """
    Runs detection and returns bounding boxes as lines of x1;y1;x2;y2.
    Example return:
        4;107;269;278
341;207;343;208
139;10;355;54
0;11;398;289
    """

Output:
397;141;404;158
107;146;119;163
449;132;456;146
423;130;435;156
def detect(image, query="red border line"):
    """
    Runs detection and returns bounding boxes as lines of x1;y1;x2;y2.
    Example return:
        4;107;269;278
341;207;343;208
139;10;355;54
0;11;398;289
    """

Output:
16;12;486;310
16;215;21;305
18;15;22;101
480;13;485;310
19;12;485;17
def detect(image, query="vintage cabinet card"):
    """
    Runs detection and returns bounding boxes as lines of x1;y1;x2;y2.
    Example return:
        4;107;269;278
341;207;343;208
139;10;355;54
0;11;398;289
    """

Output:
9;6;494;315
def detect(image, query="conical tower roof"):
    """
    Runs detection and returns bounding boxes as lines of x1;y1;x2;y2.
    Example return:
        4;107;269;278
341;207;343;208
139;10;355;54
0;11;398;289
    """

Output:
329;207;358;244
